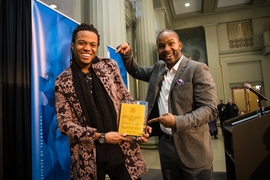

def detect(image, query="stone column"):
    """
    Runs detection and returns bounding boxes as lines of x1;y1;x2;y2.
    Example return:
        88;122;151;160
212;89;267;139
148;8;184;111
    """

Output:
154;8;166;36
76;0;127;57
133;0;157;100
132;0;159;149
72;0;81;23
203;24;223;100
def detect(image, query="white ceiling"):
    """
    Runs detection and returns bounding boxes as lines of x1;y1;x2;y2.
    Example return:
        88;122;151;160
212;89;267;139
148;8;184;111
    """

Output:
217;0;250;7
39;0;269;21
172;0;251;15
172;0;202;15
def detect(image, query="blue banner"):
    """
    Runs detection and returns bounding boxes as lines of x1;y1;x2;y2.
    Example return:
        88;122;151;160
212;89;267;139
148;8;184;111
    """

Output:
31;1;78;179
107;45;129;89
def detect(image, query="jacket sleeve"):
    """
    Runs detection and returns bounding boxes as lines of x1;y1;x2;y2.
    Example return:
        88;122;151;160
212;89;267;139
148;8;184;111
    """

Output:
121;49;155;83
54;76;97;145
174;63;219;131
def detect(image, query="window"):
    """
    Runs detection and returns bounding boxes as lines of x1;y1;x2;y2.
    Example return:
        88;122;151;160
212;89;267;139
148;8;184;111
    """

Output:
227;20;254;49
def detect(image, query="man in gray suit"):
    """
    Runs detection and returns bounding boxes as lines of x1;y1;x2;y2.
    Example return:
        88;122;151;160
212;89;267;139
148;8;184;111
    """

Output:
117;29;218;180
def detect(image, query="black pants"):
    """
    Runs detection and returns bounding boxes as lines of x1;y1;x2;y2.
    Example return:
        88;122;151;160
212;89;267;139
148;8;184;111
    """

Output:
158;135;213;180
220;118;225;133
210;130;218;138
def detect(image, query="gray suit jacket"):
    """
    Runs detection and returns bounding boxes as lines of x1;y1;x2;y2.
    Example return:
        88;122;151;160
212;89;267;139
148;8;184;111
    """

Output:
121;51;218;168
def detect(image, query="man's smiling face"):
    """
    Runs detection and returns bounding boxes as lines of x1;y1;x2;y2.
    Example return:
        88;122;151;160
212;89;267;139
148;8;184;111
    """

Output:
72;30;98;72
156;31;183;70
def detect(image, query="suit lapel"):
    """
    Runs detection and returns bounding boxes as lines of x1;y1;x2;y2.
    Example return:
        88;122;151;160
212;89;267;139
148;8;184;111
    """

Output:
155;68;166;99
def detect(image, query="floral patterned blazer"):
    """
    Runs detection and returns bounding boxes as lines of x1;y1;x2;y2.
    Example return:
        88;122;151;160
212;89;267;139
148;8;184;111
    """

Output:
55;57;147;180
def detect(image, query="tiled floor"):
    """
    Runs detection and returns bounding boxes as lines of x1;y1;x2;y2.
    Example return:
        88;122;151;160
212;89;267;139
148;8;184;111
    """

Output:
141;126;226;172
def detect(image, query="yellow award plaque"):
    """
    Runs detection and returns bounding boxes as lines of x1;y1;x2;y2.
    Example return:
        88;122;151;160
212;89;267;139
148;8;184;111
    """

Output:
118;100;148;136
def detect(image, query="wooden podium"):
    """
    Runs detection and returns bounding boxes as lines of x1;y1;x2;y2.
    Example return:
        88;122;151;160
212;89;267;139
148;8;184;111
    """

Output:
223;108;270;180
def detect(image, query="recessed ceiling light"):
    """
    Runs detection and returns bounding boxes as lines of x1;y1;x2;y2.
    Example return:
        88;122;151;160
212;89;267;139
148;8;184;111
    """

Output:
49;4;57;9
185;3;190;7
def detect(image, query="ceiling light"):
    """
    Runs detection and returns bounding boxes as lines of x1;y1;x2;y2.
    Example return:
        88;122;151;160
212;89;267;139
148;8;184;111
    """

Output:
185;3;190;7
49;4;57;9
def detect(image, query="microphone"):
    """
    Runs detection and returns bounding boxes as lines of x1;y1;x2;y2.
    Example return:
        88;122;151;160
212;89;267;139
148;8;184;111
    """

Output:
245;84;267;101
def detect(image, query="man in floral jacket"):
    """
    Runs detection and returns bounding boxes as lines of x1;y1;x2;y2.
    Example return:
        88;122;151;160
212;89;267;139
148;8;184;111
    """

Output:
55;23;150;180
